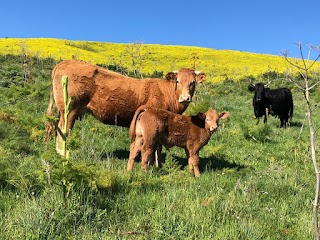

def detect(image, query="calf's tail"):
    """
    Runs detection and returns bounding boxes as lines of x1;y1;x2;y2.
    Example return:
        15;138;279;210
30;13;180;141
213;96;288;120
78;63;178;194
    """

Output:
129;106;147;142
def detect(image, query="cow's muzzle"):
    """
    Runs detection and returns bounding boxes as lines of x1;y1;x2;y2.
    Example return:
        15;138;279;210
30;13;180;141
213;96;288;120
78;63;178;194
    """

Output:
179;95;191;103
209;126;218;133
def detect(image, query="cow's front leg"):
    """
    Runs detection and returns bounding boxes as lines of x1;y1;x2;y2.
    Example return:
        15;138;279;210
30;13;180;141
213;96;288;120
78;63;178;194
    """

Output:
263;114;268;123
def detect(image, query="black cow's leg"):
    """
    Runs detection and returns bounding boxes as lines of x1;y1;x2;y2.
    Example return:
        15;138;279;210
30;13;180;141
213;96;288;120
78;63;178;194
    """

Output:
264;114;268;123
279;116;285;128
283;115;289;128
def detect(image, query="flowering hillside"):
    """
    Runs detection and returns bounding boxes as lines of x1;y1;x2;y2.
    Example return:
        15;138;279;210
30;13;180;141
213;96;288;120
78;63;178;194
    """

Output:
0;38;315;82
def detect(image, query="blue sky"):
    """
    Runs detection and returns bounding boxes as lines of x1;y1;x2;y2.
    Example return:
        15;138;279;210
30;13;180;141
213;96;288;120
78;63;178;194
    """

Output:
1;0;319;58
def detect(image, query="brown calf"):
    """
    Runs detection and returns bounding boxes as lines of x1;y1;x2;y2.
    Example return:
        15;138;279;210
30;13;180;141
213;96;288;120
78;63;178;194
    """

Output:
45;60;206;155
128;106;229;176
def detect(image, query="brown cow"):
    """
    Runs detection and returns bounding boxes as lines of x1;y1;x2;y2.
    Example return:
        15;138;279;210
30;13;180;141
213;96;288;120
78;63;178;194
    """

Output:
128;106;229;176
45;60;206;155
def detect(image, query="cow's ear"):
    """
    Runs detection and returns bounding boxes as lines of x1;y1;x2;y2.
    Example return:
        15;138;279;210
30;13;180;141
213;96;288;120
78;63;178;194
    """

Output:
219;112;229;119
197;112;206;120
248;85;255;92
165;71;177;81
195;71;206;83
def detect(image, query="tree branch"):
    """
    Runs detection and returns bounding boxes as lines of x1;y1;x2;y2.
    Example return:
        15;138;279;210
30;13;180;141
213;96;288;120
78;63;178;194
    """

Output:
285;73;305;91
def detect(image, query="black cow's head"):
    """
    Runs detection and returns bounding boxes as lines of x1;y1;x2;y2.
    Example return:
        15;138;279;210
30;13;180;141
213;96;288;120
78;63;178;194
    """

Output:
248;83;269;118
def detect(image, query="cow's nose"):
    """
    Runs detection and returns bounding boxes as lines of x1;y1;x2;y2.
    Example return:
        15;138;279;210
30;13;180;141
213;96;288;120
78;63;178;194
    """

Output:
179;95;191;103
210;126;218;132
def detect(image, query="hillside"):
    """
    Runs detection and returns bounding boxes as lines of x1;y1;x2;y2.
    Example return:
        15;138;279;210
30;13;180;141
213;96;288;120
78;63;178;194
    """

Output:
0;49;319;238
0;38;311;82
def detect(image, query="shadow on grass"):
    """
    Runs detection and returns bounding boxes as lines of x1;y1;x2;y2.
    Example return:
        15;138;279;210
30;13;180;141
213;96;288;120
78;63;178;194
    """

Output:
290;121;303;128
101;150;246;174
101;149;130;160
170;154;246;173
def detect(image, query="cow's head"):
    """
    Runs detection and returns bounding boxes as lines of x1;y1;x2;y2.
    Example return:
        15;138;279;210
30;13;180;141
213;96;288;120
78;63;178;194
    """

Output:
248;83;269;117
166;68;206;104
197;109;229;133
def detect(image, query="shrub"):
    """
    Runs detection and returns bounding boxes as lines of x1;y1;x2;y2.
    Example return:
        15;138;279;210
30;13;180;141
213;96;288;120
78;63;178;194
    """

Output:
241;122;274;143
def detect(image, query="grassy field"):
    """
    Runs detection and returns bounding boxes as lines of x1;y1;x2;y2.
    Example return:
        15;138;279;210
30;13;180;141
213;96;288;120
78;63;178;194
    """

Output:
2;37;320;83
0;48;319;239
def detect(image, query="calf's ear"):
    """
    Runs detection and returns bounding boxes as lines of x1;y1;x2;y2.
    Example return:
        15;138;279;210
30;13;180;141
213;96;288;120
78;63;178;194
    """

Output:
248;85;255;92
195;72;206;83
219;112;229;119
197;112;206;120
165;71;178;81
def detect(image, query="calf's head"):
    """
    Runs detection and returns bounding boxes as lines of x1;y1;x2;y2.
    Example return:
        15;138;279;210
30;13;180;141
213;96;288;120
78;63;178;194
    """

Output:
166;68;206;104
197;109;229;133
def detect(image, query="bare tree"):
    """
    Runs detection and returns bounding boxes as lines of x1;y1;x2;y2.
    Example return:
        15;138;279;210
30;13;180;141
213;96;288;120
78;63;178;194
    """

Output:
282;42;320;240
125;42;144;78
190;52;199;69
20;42;32;84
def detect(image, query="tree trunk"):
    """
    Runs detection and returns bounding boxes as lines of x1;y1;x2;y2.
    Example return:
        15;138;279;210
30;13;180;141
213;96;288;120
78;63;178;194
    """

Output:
305;80;319;240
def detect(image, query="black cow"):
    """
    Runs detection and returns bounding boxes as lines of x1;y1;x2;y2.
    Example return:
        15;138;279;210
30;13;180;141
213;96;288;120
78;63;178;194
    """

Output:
248;83;293;127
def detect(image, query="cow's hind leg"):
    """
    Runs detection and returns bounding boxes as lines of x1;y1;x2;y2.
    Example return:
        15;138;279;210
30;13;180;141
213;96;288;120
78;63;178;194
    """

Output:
56;115;65;156
279;115;286;128
155;143;163;168
55;110;77;156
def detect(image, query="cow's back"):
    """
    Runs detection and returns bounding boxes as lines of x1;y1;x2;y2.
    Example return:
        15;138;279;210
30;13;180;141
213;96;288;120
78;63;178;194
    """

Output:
268;88;293;115
51;60;189;127
52;60;99;112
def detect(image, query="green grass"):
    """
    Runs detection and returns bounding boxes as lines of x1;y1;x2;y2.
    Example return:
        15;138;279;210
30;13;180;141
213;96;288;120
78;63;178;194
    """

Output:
0;54;319;239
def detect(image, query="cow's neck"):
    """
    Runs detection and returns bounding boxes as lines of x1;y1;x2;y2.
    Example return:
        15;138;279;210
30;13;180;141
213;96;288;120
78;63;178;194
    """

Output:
167;82;190;114
170;102;188;114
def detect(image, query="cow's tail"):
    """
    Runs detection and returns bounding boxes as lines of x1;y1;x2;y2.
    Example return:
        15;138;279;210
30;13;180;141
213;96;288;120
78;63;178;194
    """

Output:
288;89;294;121
289;97;294;121
44;84;56;144
129;106;147;142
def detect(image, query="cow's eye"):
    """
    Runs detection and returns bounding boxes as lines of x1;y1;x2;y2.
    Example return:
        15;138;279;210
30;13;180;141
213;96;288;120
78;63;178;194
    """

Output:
176;80;180;84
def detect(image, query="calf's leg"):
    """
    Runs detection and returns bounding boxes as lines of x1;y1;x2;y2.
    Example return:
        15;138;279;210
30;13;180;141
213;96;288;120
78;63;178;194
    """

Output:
187;152;201;177
128;138;143;171
141;144;155;172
